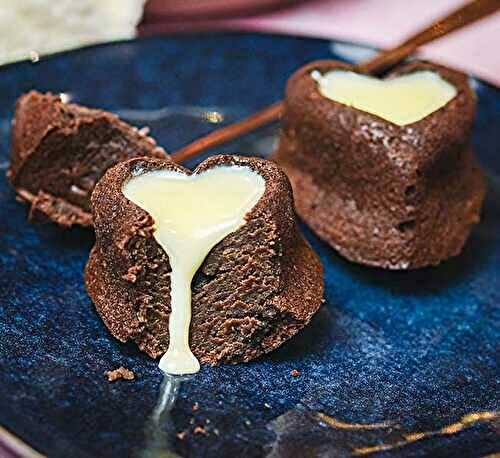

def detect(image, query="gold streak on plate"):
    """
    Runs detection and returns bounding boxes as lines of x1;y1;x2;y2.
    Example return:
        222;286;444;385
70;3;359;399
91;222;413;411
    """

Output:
353;411;499;456
316;412;394;430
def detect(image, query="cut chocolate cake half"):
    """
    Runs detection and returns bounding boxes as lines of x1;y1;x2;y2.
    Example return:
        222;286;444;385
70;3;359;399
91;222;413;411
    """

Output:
85;155;323;370
7;91;168;228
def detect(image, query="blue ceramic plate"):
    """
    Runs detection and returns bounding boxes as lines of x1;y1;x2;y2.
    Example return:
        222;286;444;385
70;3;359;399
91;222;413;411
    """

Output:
0;33;499;458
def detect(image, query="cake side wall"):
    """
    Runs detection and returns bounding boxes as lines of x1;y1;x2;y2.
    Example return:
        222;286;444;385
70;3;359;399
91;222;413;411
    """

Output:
273;60;485;269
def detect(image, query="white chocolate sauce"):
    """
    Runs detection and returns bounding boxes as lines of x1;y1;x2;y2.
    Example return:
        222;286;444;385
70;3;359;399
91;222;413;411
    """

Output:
123;165;265;375
311;70;457;126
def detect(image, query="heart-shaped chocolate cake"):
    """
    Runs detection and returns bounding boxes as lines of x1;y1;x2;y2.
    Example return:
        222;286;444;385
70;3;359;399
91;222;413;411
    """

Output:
273;60;486;269
7;91;167;228
85;155;323;372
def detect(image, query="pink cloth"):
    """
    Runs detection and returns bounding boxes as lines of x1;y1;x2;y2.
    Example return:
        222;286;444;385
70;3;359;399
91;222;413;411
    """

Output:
142;0;500;86
227;0;500;86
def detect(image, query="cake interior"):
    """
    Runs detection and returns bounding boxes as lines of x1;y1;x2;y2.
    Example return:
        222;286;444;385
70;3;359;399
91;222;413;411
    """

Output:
122;165;265;374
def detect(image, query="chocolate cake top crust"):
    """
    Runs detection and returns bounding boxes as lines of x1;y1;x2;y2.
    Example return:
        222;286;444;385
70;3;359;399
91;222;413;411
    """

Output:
282;60;476;177
273;60;485;269
85;155;324;366
7;91;168;227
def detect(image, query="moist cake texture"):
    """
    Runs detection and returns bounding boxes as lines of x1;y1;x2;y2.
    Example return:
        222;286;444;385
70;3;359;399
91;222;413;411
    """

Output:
85;155;324;365
7;91;167;227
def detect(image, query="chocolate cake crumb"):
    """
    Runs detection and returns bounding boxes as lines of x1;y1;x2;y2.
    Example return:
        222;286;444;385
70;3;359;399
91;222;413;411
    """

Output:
122;265;141;283
105;366;135;382
291;369;301;377
193;426;209;436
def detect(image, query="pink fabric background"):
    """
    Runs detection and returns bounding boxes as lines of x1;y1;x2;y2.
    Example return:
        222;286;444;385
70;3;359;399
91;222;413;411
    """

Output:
142;0;500;86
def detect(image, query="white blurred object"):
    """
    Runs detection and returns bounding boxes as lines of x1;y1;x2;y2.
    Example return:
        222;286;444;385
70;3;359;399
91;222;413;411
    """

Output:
0;0;145;64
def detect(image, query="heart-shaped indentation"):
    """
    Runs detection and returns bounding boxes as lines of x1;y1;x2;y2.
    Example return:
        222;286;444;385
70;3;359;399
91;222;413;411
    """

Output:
123;165;265;374
312;70;457;126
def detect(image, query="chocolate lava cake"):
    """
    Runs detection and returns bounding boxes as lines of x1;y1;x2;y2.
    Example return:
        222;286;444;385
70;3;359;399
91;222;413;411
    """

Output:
85;155;324;365
7;91;167;227
273;60;486;269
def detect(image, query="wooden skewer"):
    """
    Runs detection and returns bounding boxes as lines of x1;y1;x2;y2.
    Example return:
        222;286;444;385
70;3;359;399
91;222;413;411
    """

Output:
172;101;283;163
358;0;500;74
171;0;500;164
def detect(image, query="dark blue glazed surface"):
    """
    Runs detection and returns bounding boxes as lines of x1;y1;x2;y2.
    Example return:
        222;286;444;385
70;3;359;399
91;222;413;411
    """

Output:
0;34;498;458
